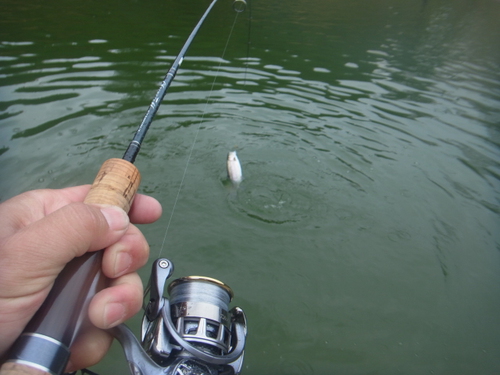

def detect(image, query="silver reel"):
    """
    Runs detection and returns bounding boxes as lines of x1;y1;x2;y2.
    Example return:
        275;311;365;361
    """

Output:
110;258;247;375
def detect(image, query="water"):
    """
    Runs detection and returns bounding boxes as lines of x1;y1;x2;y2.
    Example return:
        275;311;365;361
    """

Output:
1;0;500;374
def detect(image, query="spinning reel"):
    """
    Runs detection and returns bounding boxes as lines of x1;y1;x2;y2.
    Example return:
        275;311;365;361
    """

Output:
110;259;247;375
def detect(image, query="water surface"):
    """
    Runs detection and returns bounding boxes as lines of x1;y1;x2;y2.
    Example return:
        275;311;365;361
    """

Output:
1;0;499;374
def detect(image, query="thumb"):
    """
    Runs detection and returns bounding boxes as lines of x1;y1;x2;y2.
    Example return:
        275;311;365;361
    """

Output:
0;203;129;297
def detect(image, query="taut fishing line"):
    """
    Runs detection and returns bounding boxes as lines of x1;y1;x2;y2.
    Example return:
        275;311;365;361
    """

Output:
243;0;252;85
157;10;243;258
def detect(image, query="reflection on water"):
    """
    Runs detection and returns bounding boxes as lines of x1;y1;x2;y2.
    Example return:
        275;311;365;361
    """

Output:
1;0;500;374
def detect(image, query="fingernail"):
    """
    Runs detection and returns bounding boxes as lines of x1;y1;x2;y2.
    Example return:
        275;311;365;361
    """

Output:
65;360;74;373
100;205;129;232
113;250;132;277
104;302;127;328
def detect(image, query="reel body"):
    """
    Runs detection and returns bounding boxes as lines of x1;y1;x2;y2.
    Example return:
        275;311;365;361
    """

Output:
111;259;247;375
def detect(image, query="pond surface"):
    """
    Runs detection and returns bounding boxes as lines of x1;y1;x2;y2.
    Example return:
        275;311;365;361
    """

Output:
1;0;500;374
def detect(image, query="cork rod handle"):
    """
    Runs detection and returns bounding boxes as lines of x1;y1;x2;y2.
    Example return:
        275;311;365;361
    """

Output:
84;158;141;212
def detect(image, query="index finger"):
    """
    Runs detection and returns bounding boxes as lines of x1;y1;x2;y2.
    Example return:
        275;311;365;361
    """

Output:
57;185;162;224
128;194;162;224
0;186;162;238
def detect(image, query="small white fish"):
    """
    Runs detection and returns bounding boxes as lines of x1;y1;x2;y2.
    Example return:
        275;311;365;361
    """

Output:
227;151;243;184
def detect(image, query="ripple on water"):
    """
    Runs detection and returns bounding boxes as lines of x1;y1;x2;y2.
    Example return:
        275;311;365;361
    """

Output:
227;174;327;227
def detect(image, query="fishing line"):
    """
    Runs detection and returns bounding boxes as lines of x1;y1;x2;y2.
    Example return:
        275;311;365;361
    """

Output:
243;0;252;85
157;10;243;258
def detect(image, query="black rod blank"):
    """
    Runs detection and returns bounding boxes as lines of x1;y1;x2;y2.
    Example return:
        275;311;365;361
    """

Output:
123;0;220;163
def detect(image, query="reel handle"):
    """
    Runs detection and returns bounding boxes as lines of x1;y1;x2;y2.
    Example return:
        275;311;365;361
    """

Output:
0;158;141;375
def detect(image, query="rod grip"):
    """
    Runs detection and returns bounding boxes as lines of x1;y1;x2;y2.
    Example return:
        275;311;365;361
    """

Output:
84;158;141;212
0;158;141;375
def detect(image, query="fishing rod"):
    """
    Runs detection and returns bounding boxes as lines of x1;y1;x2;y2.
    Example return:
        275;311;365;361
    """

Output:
123;0;247;164
0;1;248;375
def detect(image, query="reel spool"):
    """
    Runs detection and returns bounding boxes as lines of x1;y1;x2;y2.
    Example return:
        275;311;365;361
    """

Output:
130;259;247;375
168;276;234;356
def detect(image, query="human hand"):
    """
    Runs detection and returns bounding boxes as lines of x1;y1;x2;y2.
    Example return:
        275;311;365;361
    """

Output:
0;185;162;371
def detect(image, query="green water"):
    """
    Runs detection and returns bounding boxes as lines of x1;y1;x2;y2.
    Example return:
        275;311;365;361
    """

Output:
1;0;500;374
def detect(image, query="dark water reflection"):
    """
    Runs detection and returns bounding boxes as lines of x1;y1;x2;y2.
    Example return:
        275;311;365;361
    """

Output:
1;0;500;374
